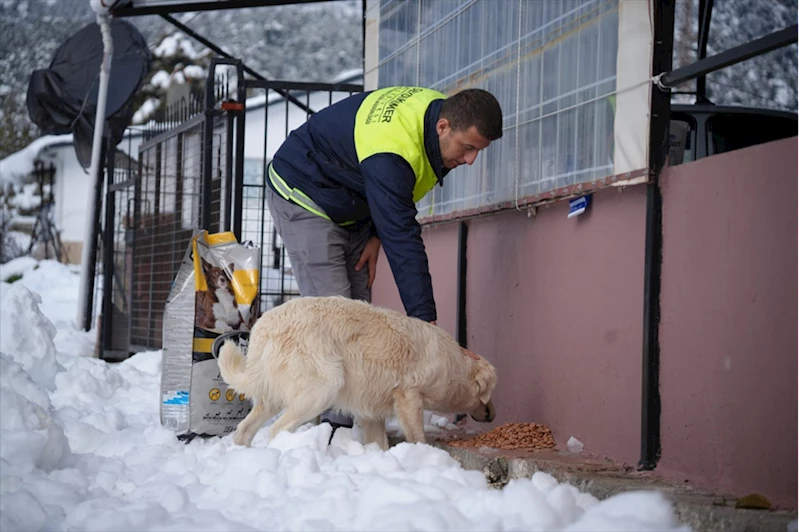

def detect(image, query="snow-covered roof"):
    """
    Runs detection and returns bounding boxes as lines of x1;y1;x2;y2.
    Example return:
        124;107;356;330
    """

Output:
0;135;74;187
0;128;145;188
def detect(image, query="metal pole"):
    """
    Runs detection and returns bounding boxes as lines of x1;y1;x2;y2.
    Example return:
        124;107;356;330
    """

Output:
76;13;113;330
659;23;798;90
695;0;714;103
101;140;117;358
639;0;675;472
202;71;215;230
455;221;468;348
232;61;246;240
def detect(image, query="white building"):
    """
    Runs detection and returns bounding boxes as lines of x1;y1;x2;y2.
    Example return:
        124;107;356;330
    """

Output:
0;132;143;263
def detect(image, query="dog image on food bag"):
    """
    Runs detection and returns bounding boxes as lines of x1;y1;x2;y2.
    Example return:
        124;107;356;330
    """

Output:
195;258;247;332
218;296;497;450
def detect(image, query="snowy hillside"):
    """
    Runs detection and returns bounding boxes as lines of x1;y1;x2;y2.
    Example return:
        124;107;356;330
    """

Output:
0;0;363;158
673;0;798;109
0;0;795;159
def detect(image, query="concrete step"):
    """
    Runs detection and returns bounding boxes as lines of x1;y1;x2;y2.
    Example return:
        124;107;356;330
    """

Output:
425;438;796;532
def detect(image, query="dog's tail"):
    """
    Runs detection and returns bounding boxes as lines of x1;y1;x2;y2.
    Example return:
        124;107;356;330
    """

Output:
218;339;248;391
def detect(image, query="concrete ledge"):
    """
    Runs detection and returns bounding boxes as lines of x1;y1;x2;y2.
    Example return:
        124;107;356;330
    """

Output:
427;440;797;532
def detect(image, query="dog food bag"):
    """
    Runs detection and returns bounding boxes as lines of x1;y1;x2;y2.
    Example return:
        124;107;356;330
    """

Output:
160;230;259;440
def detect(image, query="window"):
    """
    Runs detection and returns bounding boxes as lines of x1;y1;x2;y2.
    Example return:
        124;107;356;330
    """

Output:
707;113;797;157
377;0;620;217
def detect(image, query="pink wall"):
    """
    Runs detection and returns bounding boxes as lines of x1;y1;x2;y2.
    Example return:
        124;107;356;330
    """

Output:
372;137;797;507
372;222;460;336
658;137;798;508
373;185;649;467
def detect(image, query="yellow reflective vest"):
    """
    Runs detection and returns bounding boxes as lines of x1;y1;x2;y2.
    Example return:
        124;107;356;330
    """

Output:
354;86;446;203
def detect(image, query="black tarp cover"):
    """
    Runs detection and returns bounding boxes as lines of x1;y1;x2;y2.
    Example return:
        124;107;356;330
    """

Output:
26;19;151;168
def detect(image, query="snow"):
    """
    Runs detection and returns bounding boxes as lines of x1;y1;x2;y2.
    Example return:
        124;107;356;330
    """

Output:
132;98;161;124
0;135;71;188
154;32;205;61
567;436;584;454
11;182;46;211
1;130;143;247
1;231;32;260
150;70;171;89
0;259;694;531
182;64;205;79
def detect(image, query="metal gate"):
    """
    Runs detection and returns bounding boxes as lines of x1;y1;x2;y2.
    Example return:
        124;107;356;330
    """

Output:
99;59;362;360
232;78;363;318
100;59;244;360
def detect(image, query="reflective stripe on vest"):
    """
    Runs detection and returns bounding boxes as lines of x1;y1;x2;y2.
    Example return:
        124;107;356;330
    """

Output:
268;163;355;226
354;87;446;203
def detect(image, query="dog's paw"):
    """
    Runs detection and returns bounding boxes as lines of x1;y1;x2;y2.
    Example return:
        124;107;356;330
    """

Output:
233;431;251;447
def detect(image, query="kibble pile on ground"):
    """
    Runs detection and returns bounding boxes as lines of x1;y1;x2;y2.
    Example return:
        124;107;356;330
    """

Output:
449;422;557;451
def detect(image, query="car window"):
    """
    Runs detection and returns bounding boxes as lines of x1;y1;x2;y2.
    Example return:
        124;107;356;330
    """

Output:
707;113;798;157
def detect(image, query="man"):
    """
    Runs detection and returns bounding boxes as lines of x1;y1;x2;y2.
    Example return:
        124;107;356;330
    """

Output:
265;86;503;428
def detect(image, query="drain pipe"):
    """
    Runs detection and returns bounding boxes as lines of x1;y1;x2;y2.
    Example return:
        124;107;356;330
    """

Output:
638;0;675;471
455;221;468;347
453;221;469;424
76;6;113;330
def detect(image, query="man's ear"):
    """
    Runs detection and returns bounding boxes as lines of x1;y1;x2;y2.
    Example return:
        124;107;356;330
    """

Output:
436;117;450;136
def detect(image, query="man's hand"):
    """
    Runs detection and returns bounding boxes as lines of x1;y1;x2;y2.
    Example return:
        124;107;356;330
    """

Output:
355;236;381;289
461;347;480;360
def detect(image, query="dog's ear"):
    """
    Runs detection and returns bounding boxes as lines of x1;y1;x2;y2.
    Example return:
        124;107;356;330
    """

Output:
472;360;497;405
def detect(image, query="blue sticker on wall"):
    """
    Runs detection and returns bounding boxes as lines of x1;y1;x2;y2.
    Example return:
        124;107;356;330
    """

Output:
568;195;591;219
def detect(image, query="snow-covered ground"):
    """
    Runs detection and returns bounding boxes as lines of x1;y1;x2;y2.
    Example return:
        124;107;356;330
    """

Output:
0;258;692;531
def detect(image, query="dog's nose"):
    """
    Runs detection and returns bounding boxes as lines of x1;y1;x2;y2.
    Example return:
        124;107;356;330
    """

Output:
470;400;496;423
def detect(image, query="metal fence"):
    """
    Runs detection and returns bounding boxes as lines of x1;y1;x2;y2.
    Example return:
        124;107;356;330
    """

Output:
98;58;363;360
236;79;363;316
100;59;241;359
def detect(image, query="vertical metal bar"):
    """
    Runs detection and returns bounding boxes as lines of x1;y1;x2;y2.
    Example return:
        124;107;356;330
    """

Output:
696;0;714;103
146;144;160;346
202;63;217;230
174;132;184;277
280;237;286;304
232;62;246;240
259;89;270;304
154;142;162;218
361;0;367;75
81;141;107;332
129;153;143;353
456;221;468;347
224;111;234;232
639;0;675;472
282;90;292;305
101;140;117;357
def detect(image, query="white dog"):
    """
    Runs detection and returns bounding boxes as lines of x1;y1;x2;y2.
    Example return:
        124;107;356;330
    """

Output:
218;296;497;450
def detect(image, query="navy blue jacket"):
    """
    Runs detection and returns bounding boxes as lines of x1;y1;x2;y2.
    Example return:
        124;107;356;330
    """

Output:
269;91;448;322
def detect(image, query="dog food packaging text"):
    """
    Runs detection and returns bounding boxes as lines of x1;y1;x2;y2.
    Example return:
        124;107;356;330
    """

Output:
160;230;259;440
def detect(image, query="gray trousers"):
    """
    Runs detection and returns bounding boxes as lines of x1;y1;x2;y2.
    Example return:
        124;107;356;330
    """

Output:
266;187;372;426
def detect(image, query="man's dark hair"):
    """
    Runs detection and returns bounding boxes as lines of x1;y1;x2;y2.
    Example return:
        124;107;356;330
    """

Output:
440;88;503;141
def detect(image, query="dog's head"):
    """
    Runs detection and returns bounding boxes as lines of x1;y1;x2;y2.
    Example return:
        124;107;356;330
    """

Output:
205;263;234;291
468;357;497;423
